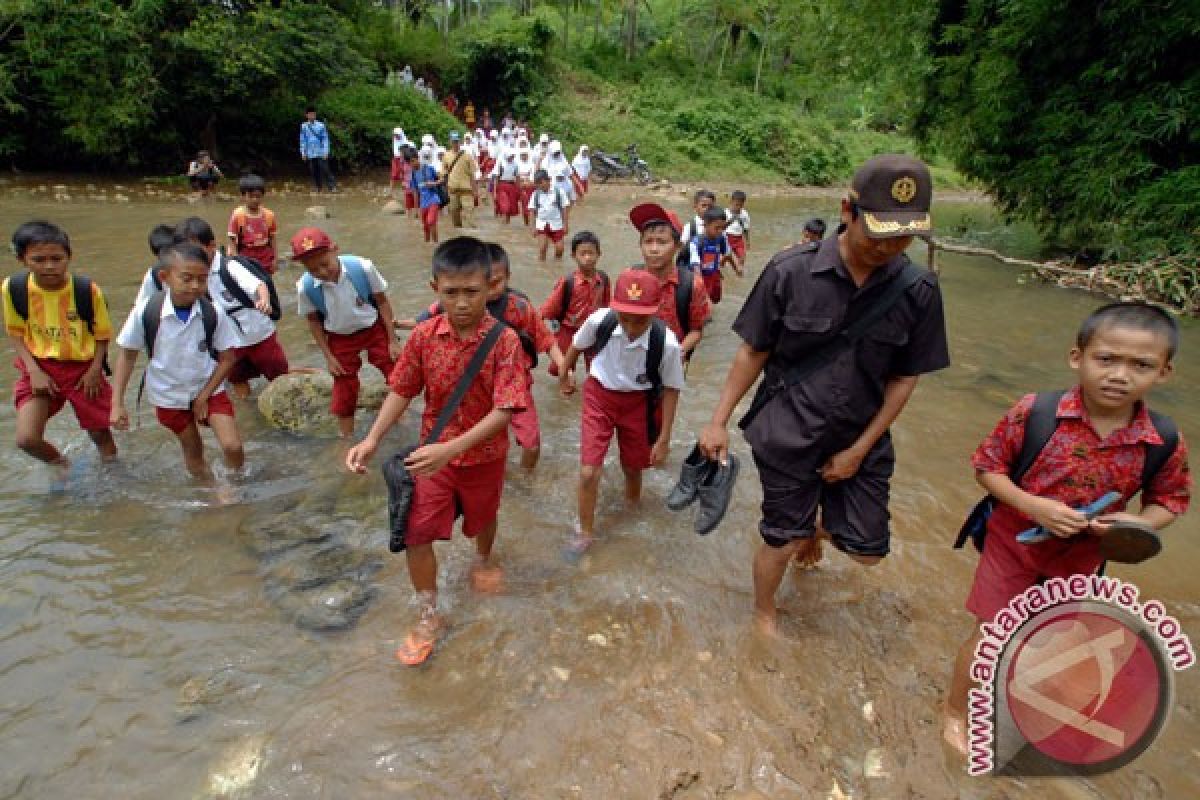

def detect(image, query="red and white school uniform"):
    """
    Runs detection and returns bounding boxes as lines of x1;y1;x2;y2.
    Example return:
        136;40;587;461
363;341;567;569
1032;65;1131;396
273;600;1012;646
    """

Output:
208;253;289;385
538;270;611;376
725;207;750;261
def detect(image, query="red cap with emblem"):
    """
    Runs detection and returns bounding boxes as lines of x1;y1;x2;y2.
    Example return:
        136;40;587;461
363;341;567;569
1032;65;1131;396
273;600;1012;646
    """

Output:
290;227;334;260
609;269;662;315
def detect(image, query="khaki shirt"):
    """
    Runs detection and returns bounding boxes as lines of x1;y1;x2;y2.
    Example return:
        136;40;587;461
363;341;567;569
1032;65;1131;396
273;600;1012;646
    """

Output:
442;148;477;192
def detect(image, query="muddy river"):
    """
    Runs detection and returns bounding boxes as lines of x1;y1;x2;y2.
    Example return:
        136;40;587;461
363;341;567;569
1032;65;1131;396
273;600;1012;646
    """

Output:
0;177;1195;799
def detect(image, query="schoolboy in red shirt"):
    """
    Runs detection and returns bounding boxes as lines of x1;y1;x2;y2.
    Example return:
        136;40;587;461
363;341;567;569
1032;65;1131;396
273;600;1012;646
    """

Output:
292;227;401;438
227;174;278;274
346;236;529;667
629;203;711;360
943;302;1190;755
559;270;686;554
540;230;611;378
4;220;117;474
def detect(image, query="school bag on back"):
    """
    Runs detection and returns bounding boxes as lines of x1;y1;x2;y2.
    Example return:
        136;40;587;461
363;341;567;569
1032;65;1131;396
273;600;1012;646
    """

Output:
954;390;1180;553
300;256;377;320
216;249;282;321
554;270;611;324
8;271;110;373
588;311;667;444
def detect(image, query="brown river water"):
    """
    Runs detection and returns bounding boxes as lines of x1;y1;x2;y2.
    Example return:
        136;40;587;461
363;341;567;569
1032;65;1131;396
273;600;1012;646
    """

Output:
0;177;1196;799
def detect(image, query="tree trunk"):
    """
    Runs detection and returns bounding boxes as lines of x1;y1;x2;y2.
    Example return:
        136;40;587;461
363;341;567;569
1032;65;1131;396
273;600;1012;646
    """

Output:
716;25;729;79
754;32;767;95
625;0;637;61
594;0;602;46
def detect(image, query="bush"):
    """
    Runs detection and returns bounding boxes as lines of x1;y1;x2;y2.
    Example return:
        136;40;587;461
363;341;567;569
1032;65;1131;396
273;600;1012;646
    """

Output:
316;85;460;168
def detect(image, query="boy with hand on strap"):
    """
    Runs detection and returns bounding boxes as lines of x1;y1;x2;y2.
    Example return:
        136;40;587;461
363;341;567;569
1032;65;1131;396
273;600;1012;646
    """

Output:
4;220;117;473
174;217;289;400
110;242;243;482
345;236;530;667
943;302;1190;756
558;270;686;555
540;231;611;378
292;227;400;438
629;203;711;362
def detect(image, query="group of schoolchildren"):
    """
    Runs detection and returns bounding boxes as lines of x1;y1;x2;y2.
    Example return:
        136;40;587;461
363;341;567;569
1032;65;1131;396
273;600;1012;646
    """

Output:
389;127;593;255
5;159;1192;764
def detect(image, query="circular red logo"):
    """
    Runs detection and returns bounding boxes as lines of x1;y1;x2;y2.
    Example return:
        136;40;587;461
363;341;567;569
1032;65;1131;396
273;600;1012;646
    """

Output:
1004;605;1170;770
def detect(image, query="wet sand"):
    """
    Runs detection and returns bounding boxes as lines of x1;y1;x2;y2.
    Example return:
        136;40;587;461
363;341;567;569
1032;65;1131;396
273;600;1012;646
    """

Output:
0;178;1195;799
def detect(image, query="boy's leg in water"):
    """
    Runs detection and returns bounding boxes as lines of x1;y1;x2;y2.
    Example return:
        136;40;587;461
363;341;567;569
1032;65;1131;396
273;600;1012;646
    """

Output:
622;465;642;506
401;542;442;654
207;413;245;471
576;465;602;546
87;429;117;461
175;421;213;482
15;396;66;468
944;626;985;756
469;518;502;593
554;237;566;260
537;233;549;262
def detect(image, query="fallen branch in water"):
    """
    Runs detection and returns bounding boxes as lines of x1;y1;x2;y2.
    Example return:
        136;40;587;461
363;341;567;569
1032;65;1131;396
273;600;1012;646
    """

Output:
928;239;1199;315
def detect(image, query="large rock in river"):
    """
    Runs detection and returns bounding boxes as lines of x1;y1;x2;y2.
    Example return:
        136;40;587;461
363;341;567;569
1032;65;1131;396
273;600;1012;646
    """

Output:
257;372;388;434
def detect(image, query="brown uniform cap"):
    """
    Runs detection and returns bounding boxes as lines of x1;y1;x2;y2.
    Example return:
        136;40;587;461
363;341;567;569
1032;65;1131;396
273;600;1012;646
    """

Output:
848;154;933;239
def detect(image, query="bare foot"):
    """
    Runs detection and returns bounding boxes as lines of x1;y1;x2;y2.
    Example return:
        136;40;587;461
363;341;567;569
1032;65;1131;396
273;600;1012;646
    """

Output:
469;561;505;594
753;608;779;637
942;712;969;757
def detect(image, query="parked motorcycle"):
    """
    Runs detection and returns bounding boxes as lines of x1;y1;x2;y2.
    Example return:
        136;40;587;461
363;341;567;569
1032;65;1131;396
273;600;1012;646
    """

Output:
591;144;654;185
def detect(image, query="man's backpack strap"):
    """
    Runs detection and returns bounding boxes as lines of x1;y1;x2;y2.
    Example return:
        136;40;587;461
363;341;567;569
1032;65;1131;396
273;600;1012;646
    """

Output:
644;318;666;445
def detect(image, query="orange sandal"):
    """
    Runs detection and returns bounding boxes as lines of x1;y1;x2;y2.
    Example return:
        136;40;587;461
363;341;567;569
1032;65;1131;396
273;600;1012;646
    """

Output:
396;632;435;666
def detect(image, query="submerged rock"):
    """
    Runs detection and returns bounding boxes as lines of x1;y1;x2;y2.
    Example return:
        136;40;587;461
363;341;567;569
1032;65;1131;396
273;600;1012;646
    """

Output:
239;514;336;558
272;579;375;631
205;735;266;797
175;666;258;723
257;372;387;435
305;205;330;219
381;199;405;214
265;541;381;591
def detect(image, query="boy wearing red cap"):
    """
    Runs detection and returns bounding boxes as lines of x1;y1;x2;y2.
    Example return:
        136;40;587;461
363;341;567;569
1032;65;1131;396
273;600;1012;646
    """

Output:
559;269;686;553
291;227;401;437
627;203;711;361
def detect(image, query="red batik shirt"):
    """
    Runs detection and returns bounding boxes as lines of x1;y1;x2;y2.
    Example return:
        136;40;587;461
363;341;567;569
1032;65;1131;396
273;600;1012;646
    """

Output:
972;387;1190;550
538;270;612;330
389;314;529;466
646;265;711;341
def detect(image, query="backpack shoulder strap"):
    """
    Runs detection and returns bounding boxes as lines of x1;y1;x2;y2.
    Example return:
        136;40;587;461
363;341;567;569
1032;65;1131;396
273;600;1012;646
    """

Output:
340;255;377;307
1143;410;1180;488
558;275;573;321
198;296;219;359
675;268;693;336
646;318;666;390
1012;390;1066;485
70;275;96;333
141;292;166;359
217;254;256;313
300;272;326;317
8;271;29;320
591;310;619;354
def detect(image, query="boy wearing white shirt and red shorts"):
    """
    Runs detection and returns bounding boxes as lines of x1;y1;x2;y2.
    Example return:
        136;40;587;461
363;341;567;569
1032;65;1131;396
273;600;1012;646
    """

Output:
558;270;686;554
110;242;243;481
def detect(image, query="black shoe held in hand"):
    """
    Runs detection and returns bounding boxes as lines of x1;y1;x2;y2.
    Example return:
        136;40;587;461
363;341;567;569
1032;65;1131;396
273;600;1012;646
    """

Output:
667;443;714;511
694;453;740;535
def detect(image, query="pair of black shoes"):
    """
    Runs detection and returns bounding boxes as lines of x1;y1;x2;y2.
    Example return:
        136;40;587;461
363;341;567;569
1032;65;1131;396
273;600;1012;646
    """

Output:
667;444;740;535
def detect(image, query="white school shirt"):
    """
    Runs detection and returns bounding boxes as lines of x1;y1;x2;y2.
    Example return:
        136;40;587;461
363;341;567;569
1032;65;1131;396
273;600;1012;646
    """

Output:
490;158;521;181
134;266;160;309
528;187;570;232
572;309;686;393
208;253;274;347
544;155;576;200
572;154;592;181
725;208;750;237
116;291;238;410
294;257;388;335
516;158;537;181
680;215;705;246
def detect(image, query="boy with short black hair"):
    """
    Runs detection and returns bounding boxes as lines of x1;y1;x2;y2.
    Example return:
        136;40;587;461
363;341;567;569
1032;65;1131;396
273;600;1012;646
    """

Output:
4;220;117;472
228;174;279;274
346;236;530;667
134;224;177;307
559;270;686;554
725;190;750;261
688;206;743;304
943;302;1190;754
540;230;611;378
177;216;289;400
529;168;570;262
293;227;400;437
629;203;711;360
680;189;716;248
111;242;243;481
801;218;826;244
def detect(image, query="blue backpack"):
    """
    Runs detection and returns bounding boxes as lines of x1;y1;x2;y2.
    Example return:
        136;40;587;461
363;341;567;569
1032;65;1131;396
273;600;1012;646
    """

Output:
300;255;377;319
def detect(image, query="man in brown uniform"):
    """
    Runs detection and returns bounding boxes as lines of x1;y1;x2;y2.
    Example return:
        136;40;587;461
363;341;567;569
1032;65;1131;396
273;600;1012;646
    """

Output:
699;154;951;635
442;132;479;229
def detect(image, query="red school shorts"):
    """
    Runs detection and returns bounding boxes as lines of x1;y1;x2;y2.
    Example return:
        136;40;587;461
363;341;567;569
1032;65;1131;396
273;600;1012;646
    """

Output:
405;457;507;547
155;391;235;435
326;321;396;417
727;234;746;262
510;392;540;450
538;227;566;244
421;203;440;230
228;331;289;385
495;182;520;217
702;271;723;304
14;357;112;431
580;376;659;470
404;188;417;210
965;522;1105;622
390;157;406;182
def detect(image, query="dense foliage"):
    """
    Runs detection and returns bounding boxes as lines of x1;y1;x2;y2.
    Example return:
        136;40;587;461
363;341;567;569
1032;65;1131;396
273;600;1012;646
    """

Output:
917;0;1200;260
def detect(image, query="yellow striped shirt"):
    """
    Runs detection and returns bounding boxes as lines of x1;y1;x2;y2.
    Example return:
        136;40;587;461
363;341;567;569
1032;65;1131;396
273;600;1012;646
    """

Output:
2;274;113;361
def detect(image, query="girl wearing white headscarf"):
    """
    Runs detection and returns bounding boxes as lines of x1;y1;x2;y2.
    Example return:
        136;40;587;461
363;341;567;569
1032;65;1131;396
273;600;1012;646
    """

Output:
572;145;592;195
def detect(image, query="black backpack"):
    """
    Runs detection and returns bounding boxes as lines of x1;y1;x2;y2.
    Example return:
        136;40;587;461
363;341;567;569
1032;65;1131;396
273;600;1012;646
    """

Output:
955;390;1180;552
140;291;219;360
216;250;282;321
589;311;668;444
554;270;611;323
8;271;110;373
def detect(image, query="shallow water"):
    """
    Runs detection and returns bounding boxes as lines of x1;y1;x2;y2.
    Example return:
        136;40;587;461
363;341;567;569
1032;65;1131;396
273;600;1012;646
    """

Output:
0;177;1195;799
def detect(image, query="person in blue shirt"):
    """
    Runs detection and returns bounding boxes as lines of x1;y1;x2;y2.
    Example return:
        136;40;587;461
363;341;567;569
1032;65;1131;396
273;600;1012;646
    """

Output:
410;146;444;243
299;106;337;193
